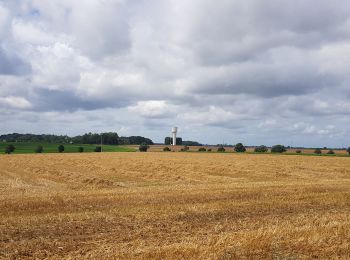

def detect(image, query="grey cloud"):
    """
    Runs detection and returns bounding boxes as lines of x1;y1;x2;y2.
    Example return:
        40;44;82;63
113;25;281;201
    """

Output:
23;1;133;60
0;47;31;75
185;43;342;98
189;0;350;65
0;0;349;147
68;1;131;60
29;89;131;112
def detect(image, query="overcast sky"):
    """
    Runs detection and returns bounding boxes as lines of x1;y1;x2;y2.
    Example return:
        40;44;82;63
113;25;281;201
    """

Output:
0;0;349;147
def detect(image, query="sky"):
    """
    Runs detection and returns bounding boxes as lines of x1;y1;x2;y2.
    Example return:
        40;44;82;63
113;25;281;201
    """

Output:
0;0;349;147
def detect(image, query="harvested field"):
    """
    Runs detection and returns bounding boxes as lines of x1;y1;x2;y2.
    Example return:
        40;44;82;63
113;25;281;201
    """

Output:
1;153;350;259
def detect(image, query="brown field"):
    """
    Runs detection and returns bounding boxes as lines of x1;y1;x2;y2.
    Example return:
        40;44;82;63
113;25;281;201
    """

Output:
1;152;350;259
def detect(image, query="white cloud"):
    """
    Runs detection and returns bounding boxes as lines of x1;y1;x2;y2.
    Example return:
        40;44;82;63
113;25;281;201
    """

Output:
11;19;60;45
128;100;177;119
0;4;10;37
30;42;83;90
0;96;32;109
180;106;244;127
290;122;340;137
258;120;278;129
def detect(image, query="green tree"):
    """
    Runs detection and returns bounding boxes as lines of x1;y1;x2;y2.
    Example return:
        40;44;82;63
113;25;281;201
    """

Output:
271;145;287;153
182;141;202;146
347;147;350;155
5;144;15;154
234;143;246;153
98;132;119;145
58;145;65;153
94;146;102;152
139;143;149;152
164;137;171;145
176;137;182;145
163;147;171;152
78;147;84;153
118;137;130;145
35;145;43;153
254;145;268;153
164;137;182;145
0;133;70;143
128;136;153;145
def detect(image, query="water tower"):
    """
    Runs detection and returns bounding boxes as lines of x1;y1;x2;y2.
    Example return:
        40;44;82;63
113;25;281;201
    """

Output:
172;127;178;146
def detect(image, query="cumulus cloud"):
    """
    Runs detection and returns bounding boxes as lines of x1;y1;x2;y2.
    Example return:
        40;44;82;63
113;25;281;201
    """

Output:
0;0;349;146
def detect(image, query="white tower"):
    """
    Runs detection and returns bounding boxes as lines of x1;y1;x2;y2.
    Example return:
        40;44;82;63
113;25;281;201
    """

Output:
172;127;178;146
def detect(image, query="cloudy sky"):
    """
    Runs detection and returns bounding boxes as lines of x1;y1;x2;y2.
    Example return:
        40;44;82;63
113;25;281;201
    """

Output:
0;0;349;147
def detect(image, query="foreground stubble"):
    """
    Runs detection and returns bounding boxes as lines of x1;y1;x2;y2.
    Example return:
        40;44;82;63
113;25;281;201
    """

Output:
0;152;350;259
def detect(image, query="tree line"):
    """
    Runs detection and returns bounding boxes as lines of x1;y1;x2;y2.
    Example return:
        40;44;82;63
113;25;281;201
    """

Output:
158;142;350;155
0;133;70;143
164;137;183;145
164;137;203;146
4;144;91;154
0;133;154;145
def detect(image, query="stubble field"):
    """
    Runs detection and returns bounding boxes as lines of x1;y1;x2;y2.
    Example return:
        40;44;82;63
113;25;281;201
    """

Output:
1;152;350;259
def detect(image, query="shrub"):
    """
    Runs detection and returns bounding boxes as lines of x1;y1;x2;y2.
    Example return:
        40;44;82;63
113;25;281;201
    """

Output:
314;148;322;154
347;147;350;155
234;143;246;153
314;148;323;154
207;148;212;152
296;150;302;154
217;146;225;152
271;145;287;153
198;147;206;152
163;147;171;152
180;146;189;152
5;144;15;154
139;143;149;152
58;145;65;153
35;145;43;153
254;145;268;153
327;149;335;155
94;146;102;152
78;147;84;153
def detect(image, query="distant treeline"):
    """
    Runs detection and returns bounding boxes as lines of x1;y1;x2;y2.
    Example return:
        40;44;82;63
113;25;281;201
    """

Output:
0;133;71;143
164;137;202;146
182;141;202;146
118;136;153;145
0;133;154;145
164;137;183;145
